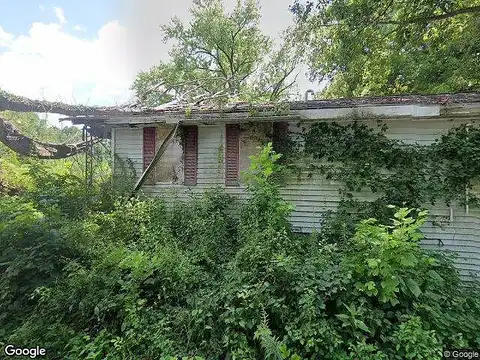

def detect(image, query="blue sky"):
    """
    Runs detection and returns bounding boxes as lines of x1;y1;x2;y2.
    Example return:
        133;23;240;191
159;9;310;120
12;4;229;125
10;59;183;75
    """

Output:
0;0;118;39
0;0;317;125
0;1;135;112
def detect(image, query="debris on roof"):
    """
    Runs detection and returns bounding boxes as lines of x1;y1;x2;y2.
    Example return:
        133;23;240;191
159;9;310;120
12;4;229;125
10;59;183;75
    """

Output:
2;89;480;121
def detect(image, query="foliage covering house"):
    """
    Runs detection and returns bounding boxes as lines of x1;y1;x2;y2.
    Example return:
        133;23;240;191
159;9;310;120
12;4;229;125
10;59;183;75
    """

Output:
3;92;476;282
66;93;480;281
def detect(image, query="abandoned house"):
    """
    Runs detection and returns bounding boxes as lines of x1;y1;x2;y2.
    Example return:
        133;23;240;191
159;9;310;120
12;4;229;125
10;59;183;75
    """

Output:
68;93;480;281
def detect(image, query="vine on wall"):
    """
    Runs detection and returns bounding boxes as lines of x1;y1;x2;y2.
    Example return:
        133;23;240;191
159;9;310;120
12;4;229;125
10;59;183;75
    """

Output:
284;119;480;226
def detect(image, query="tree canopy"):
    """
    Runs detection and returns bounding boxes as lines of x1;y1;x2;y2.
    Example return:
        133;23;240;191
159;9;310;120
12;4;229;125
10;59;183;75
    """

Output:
291;0;480;98
132;0;300;107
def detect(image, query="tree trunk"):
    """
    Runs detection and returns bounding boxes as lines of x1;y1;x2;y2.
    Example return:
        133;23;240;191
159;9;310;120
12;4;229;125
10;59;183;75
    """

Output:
0;116;100;159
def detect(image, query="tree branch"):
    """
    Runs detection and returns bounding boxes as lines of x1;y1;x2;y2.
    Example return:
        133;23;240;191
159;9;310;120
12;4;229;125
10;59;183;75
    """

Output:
195;47;229;78
378;5;480;24
316;5;480;28
0;90;127;116
0;115;102;159
214;49;229;78
270;67;297;100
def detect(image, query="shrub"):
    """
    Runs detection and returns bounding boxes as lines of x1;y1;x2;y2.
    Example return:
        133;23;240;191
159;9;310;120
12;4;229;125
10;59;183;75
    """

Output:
1;144;479;359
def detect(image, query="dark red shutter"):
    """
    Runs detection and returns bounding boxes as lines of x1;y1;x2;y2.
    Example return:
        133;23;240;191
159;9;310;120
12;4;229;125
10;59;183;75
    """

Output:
143;127;156;171
225;124;240;186
183;126;198;186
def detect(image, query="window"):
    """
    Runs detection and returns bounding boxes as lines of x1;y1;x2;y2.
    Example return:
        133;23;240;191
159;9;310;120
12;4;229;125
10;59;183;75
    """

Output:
154;127;184;184
225;123;287;186
142;125;198;185
272;122;289;155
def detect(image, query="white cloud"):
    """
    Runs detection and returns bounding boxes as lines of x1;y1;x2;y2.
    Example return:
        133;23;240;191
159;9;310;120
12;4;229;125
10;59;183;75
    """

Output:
0;20;136;124
73;24;87;32
54;7;67;25
0;0;318;128
0;26;14;48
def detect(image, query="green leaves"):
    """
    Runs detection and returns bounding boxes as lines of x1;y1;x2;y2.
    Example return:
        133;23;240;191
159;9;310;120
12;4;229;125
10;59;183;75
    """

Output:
344;207;431;306
367;259;380;269
354;319;370;333
336;303;371;338
405;278;422;298
426;269;445;286
132;0;299;106
242;142;283;186
391;316;443;359
400;253;417;268
302;121;480;225
293;0;480;97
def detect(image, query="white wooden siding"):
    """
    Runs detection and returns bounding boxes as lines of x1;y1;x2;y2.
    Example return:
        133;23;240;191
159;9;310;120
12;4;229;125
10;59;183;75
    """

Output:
113;128;143;177
113;119;480;281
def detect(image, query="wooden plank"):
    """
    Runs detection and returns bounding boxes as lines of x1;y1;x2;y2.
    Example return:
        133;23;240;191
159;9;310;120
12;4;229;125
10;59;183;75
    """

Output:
130;122;180;198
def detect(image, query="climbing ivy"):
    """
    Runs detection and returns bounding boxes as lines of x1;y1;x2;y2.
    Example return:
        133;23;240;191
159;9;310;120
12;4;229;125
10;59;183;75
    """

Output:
299;120;480;224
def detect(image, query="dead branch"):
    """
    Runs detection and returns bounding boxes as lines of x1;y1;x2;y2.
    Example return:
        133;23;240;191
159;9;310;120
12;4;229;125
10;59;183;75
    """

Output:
0;115;101;159
0;89;130;116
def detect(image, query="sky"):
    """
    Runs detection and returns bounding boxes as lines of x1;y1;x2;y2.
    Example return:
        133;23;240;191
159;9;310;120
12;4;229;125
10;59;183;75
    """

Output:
0;0;317;125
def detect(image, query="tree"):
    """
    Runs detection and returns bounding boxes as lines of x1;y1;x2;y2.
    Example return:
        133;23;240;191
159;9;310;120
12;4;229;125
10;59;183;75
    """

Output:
0;114;99;159
132;0;299;107
0;89;112;159
291;0;480;98
0;111;81;193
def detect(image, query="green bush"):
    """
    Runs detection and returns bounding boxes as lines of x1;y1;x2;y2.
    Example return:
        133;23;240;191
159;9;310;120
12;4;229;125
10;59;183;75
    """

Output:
0;144;479;359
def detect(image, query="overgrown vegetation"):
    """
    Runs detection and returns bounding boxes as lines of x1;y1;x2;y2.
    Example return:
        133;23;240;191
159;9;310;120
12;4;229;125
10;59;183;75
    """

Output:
291;0;480;97
0;111;82;194
0;111;136;213
0;142;479;359
2;0;480;356
271;119;480;237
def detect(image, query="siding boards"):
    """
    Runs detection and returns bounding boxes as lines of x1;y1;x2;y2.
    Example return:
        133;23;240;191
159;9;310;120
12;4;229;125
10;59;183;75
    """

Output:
114;120;480;281
289;119;480;280
114;128;143;177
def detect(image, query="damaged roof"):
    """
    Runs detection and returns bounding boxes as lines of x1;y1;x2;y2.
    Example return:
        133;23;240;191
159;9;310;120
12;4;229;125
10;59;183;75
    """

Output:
2;89;480;124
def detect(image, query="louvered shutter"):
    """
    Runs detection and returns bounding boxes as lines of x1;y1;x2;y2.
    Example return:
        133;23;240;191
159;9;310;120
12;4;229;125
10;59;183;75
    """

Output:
143;127;157;184
143;127;156;171
225;124;240;186
183;126;198;186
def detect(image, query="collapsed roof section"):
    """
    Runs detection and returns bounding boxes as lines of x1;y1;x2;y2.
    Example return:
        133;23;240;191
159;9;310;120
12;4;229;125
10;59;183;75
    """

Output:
2;89;480;129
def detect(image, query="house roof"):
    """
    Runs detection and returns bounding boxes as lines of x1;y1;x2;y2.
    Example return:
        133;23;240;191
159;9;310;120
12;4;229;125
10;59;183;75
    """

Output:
65;92;480;125
2;90;480;126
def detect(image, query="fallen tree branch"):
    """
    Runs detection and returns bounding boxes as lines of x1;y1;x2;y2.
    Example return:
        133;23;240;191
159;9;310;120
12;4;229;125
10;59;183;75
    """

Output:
0;89;131;116
0;115;101;159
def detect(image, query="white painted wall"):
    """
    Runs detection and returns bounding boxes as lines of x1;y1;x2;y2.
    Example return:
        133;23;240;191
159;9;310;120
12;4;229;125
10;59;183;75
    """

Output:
113;117;480;281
